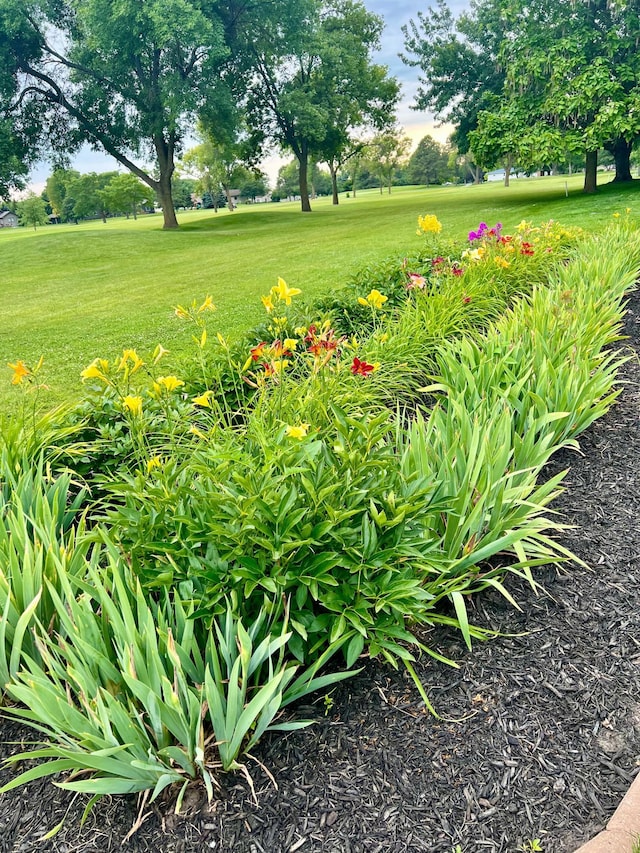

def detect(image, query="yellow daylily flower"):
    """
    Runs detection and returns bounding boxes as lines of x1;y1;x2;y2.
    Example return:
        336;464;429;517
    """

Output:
118;349;144;374
81;361;108;383
271;277;302;305
192;390;214;408
188;424;208;440
494;256;510;268
462;248;485;262
261;294;274;313
8;360;30;385
154;375;184;393
123;395;143;416
360;289;388;310
295;326;308;338
271;359;290;375
198;295;216;313
285;423;310;439
146;456;162;473
174;304;190;320
283;338;298;352
216;332;229;350
199;328;207;348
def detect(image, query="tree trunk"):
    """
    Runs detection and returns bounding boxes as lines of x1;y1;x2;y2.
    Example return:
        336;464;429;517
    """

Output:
583;149;598;193
156;177;178;228
298;150;312;212
223;185;234;211
352;164;359;198
504;154;511;188
330;165;339;205
153;135;179;229
609;138;633;183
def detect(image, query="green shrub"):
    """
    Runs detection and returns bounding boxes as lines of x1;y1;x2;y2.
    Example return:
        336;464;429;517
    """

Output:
1;541;352;804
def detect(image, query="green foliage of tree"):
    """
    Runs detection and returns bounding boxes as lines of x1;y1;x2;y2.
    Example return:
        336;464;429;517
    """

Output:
233;167;268;201
0;118;33;200
0;0;231;228
407;134;451;185
501;0;640;192
101;173;156;219
45;170;80;221
180;125;259;211
68;172;118;223
366;128;411;195
172;178;197;211
401;0;506;161
16;191;48;230
229;0;399;212
449;0;640;193
275;159;331;199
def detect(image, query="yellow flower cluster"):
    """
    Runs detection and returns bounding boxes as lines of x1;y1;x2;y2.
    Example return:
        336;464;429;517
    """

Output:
358;289;388;310
285;423;310;440
462;247;486;262
417;214;443;235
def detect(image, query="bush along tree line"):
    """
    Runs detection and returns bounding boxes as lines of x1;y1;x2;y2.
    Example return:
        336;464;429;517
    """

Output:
402;0;640;191
1;210;640;811
0;0;400;226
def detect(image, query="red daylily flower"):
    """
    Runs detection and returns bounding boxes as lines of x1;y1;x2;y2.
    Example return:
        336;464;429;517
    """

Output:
250;342;268;361
351;357;375;377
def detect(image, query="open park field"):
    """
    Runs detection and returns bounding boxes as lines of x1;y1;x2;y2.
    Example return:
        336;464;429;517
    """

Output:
3;173;639;405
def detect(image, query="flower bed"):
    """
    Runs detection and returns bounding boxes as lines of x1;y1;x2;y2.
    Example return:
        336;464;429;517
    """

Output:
1;215;639;821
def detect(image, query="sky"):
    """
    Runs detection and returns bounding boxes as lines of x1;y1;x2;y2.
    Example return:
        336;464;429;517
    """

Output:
26;0;471;192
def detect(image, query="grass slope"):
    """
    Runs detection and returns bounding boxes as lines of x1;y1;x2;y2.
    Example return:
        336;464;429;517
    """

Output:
2;174;639;405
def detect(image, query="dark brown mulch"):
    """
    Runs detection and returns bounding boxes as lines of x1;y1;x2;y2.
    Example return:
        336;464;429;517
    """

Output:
1;293;640;853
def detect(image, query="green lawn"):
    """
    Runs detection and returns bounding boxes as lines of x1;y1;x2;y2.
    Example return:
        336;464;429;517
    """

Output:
3;174;639;406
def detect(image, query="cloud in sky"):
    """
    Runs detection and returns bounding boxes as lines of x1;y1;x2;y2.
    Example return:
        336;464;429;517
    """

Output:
27;0;471;190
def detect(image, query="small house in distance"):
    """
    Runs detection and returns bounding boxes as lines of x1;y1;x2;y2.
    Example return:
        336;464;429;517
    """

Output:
0;210;18;228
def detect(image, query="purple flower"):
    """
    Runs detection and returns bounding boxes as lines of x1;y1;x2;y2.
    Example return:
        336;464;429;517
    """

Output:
468;221;489;241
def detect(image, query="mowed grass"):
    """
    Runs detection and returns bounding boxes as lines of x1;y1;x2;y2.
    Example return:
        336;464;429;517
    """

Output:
3;173;640;406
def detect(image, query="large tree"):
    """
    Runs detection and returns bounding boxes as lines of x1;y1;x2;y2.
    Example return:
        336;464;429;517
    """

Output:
499;0;640;192
430;0;640;193
366;128;411;195
229;0;398;212
0;0;231;228
407;134;450;186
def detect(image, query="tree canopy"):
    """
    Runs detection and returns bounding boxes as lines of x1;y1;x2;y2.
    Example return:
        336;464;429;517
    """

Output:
0;0;231;227
403;0;640;192
228;0;399;212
